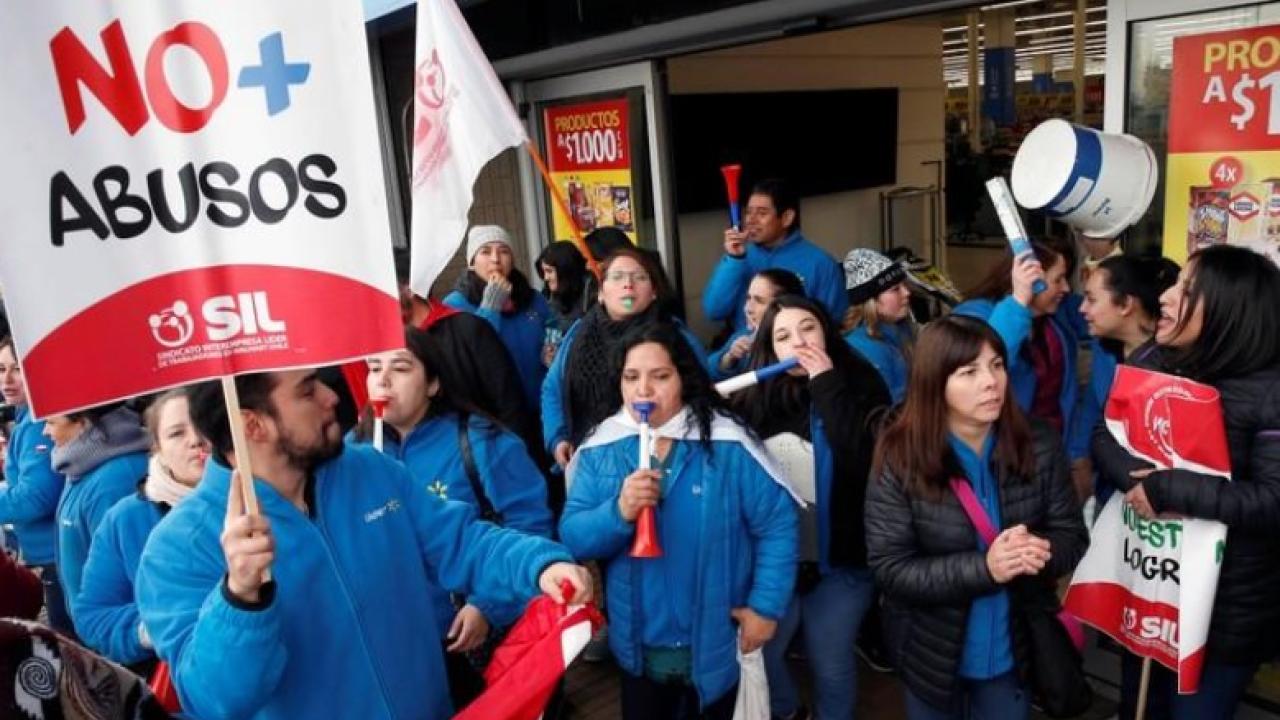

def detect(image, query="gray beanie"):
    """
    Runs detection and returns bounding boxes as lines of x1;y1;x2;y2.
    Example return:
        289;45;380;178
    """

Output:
466;225;513;264
843;248;907;306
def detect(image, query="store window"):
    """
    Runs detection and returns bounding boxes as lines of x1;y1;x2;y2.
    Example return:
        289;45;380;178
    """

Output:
1125;2;1280;254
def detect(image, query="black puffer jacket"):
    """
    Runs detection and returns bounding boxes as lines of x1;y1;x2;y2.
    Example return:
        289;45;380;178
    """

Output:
1092;361;1280;666
866;422;1088;711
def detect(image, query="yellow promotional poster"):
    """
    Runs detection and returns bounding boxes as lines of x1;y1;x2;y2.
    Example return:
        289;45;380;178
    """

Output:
543;97;636;244
1164;24;1280;264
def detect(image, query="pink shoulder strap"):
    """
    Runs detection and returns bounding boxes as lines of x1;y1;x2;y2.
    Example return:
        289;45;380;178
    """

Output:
949;477;999;546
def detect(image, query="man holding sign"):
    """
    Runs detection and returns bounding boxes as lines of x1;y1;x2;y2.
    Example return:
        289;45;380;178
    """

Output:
133;371;590;719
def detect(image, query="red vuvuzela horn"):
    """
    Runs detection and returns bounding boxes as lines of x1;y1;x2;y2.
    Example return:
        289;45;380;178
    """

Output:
720;164;742;231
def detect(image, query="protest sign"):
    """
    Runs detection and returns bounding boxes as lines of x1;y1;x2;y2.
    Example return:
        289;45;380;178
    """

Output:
0;1;402;418
1065;366;1230;693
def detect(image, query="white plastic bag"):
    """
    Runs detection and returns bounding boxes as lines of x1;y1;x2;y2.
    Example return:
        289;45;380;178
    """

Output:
733;632;770;720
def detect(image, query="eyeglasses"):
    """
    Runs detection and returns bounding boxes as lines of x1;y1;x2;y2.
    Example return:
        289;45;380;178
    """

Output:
605;270;651;284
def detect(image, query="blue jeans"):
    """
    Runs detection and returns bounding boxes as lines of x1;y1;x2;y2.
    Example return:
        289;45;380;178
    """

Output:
904;672;1028;720
1120;651;1258;720
762;566;874;719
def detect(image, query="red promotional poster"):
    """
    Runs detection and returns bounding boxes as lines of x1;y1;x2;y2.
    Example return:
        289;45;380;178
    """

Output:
1169;26;1280;154
542;97;637;243
1164;23;1280;263
1065;366;1231;692
0;2;403;417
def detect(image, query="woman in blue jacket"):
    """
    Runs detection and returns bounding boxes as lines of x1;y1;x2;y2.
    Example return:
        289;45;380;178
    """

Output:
561;322;798;719
841;248;915;403
74;389;206;674
730;295;891;720
953;242;1087;466
45;401;149;627
0;337;70;634
542;246;709;469
1076;255;1179;504
709;268;803;380
354;327;552;704
444;224;553;412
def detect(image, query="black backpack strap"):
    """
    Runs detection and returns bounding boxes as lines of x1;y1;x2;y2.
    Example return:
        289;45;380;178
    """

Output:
457;413;503;525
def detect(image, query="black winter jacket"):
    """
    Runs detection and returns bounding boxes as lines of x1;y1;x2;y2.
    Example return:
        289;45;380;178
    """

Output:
811;362;891;568
866;422;1088;711
1092;360;1280;666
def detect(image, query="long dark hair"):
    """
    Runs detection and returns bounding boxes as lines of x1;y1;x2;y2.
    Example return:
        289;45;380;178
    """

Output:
872;315;1034;500
353;326;496;442
965;241;1064;301
1163;245;1280;382
731;294;864;433
536;241;588;313
581;322;739;453
1092;255;1180;358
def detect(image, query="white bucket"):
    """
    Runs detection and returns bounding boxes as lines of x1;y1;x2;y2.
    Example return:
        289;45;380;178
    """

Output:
1011;119;1158;238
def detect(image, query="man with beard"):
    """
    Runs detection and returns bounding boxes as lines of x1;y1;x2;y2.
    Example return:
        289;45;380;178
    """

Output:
134;369;591;720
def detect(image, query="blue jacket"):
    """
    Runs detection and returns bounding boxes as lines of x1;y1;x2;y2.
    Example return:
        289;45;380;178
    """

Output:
953;297;1085;460
56;451;149;615
948;434;1013;680
708;328;752;381
844;321;912;404
0;406;63;565
560;435;796;707
701;231;847;330
74;492;163;664
541;318;710;454
443;290;552;411
134;447;573;720
356;411;551;630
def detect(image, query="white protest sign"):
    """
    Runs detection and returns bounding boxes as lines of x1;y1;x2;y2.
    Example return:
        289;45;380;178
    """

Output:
0;1;402;417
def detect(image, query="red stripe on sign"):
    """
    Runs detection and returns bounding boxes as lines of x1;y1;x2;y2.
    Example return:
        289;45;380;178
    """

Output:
1064;581;1181;673
22;265;401;418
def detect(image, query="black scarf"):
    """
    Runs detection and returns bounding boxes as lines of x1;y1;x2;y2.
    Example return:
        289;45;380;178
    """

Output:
455;268;536;314
564;303;659;444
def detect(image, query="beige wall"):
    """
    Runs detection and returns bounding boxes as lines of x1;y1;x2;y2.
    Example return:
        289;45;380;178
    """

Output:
666;19;946;340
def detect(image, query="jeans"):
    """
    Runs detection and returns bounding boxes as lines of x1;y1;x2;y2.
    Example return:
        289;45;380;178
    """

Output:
763;566;875;719
34;563;77;639
903;671;1028;720
1119;651;1258;720
619;672;736;720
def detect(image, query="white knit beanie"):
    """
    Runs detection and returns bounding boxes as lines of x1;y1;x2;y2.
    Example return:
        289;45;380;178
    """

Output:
466;225;513;263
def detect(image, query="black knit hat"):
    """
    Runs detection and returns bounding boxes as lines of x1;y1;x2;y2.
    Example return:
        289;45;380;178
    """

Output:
843;248;907;306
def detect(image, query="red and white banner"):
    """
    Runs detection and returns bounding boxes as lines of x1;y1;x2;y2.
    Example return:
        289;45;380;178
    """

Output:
454;593;603;720
1065;366;1230;693
409;0;527;298
0;1;402;418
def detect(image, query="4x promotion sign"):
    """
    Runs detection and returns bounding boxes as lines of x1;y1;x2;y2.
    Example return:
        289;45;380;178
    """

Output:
0;1;403;418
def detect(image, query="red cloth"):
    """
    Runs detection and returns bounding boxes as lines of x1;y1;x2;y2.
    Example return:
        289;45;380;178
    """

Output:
0;553;42;620
149;661;183;714
419;298;458;329
453;593;603;720
1028;317;1065;434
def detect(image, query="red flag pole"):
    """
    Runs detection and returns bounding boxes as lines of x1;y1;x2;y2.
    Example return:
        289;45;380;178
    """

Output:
524;140;602;280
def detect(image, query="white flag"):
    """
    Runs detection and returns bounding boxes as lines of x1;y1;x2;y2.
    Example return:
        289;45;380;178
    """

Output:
410;0;527;297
